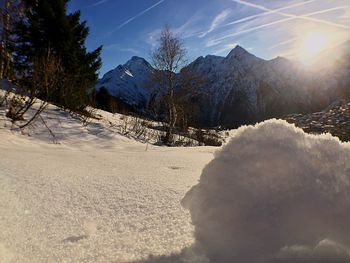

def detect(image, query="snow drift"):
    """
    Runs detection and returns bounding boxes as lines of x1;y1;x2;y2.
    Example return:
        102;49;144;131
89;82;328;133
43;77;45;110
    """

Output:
182;119;350;263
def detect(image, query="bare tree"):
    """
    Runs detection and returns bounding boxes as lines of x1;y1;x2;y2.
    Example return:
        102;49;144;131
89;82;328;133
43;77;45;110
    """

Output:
150;26;187;144
7;48;63;129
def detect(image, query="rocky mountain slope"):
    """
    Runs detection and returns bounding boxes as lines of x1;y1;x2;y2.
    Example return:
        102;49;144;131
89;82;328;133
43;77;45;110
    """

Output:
96;44;349;128
285;100;350;142
96;56;154;109
185;46;316;127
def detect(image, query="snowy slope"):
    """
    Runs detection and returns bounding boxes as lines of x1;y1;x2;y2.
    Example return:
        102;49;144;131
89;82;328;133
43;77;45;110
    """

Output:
1;96;350;262
0;98;215;262
0;133;214;263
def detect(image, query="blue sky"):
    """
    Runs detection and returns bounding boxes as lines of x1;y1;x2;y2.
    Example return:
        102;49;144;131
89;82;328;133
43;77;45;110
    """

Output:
68;0;350;76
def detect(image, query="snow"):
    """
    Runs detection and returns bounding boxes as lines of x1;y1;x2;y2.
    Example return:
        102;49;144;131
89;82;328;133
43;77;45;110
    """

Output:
184;46;312;126
96;42;350;128
0;99;215;262
182;119;350;263
96;56;153;107
96;46;314;127
125;69;134;77
0;139;213;262
2;93;350;262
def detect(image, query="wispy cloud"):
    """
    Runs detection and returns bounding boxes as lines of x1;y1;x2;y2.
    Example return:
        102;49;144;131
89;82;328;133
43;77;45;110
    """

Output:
174;11;205;39
223;0;316;27
231;0;350;29
208;4;350;46
147;10;204;45
117;0;166;30
102;0;166;39
104;44;139;54
146;28;162;47
199;9;232;38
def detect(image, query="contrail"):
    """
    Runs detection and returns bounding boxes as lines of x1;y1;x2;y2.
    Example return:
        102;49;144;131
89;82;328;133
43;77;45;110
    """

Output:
224;0;316;27
90;0;110;7
199;9;232;38
232;0;350;29
117;0;166;30
210;5;350;45
200;0;315;38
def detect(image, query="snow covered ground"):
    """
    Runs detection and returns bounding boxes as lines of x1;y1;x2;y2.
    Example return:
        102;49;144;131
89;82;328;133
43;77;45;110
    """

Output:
0;101;215;262
2;93;350;263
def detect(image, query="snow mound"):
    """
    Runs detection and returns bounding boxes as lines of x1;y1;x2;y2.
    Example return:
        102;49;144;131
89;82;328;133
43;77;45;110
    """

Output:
182;119;350;263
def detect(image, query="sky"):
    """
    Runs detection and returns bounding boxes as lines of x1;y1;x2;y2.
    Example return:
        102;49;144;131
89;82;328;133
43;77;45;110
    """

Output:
68;0;350;76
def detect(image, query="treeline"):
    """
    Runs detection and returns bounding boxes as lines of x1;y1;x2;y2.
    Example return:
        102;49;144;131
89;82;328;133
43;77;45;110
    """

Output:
0;1;221;145
0;0;101;125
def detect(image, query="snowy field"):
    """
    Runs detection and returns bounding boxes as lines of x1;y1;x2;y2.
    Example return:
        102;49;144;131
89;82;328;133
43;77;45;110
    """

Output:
1;96;350;263
0;102;215;262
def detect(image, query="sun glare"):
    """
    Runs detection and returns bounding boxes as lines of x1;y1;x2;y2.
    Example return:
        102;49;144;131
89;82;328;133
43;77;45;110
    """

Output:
299;31;329;65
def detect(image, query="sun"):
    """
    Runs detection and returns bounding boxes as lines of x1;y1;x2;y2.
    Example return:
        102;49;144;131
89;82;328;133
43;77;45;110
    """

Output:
299;31;329;65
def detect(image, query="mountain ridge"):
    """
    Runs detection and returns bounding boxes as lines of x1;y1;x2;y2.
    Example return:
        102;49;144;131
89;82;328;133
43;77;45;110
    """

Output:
95;44;350;128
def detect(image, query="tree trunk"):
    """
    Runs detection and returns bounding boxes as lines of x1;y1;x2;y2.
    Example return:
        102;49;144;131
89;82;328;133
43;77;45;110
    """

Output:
0;0;12;79
165;89;177;145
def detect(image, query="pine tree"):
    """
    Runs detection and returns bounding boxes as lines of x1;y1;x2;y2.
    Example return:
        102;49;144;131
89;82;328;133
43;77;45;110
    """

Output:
14;0;102;110
0;0;23;80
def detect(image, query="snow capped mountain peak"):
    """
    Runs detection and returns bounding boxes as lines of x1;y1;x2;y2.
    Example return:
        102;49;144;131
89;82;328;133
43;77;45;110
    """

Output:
226;45;250;59
205;54;223;60
130;55;145;61
96;57;154;108
127;56;151;65
225;45;261;66
96;43;340;127
189;54;224;73
125;56;153;72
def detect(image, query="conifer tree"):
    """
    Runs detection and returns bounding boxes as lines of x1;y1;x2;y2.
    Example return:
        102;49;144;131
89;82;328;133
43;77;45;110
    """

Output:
0;0;23;80
15;0;102;110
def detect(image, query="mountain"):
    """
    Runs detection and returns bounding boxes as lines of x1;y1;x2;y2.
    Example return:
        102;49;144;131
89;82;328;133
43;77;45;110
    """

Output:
95;44;349;128
96;56;154;109
285;100;350;142
184;45;317;127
